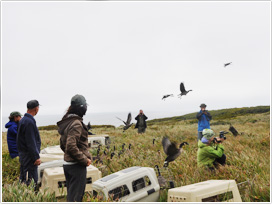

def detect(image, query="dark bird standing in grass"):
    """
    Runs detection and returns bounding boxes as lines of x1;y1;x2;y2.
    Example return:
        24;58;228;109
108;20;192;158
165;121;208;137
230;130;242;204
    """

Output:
116;113;133;132
162;94;174;100
155;165;167;188
224;62;232;67
162;137;188;167
178;82;192;98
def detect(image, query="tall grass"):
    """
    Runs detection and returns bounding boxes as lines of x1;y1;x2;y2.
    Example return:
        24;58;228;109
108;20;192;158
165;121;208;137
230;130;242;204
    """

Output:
2;109;270;202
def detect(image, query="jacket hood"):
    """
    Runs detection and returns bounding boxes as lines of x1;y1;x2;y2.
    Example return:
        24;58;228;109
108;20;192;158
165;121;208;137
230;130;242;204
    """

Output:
5;121;16;128
57;114;83;135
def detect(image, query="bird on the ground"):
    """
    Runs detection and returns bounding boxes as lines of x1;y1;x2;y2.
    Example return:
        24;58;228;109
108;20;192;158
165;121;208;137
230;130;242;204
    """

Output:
229;124;239;136
178;82;192;98
162;94;174;100
118;143;126;156
224;62;232;67
128;144;132;150
153;138;156;146
155;165;167;188
110;152;115;159
162;137;188;167
116;113;133;132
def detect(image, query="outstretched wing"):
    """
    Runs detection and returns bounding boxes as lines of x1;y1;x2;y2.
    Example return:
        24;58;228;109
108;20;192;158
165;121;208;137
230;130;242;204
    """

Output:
162;137;171;155
162;137;178;156
116;116;126;125
126;112;132;125
180;82;186;92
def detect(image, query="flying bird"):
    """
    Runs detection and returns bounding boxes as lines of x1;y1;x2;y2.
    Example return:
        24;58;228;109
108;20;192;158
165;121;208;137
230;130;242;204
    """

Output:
229;124;239;136
116;112;133;132
178;82;192;98
162;94;174;100
162;137;188;167
224;62;232;67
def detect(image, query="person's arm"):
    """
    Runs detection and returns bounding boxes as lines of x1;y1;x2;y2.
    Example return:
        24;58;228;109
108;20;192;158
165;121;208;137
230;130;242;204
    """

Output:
135;115;139;121
66;120;88;166
144;115;148;120
205;144;224;158
8;124;18;139
196;111;203;120
25;122;40;162
206;111;212;120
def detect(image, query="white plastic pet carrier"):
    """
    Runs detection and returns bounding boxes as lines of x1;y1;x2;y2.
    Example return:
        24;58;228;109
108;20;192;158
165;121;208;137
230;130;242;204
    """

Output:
167;180;242;202
92;166;160;202
40;165;102;197
88;134;111;148
40;154;64;163
37;160;64;185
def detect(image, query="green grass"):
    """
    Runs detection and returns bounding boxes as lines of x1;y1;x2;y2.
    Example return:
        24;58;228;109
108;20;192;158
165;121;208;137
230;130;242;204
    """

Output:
2;106;270;202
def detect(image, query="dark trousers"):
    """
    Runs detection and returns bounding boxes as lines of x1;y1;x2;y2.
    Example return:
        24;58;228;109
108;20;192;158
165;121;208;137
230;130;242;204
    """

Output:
63;164;87;202
213;154;226;167
197;131;203;141
138;127;146;134
19;153;38;186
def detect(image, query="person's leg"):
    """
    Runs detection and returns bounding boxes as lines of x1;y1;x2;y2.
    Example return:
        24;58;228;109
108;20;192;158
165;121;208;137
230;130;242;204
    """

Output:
197;132;203;141
213;154;226;168
64;164;87;202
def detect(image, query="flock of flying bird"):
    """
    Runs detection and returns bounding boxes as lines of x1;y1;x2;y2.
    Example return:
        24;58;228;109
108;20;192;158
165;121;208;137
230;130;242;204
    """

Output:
89;62;233;172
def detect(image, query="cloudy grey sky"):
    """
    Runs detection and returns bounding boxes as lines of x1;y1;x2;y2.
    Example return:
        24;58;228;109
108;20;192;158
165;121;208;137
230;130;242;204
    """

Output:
1;1;270;123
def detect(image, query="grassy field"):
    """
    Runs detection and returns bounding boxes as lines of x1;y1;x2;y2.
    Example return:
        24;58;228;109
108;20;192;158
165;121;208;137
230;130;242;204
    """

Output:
2;107;270;202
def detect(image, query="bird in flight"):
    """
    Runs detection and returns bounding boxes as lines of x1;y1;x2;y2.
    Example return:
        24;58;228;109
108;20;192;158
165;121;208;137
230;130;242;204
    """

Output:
178;82;192;98
224;62;232;67
87;121;95;135
116;112;133;132
162;94;174;100
162;137;188;167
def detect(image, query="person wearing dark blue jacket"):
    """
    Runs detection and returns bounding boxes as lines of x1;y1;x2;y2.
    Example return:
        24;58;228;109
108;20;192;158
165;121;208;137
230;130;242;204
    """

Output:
196;103;212;141
17;100;41;186
5;111;22;159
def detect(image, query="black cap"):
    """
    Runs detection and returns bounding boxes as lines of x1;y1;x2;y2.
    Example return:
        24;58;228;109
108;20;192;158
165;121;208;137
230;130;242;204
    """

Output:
200;103;207;108
27;100;40;109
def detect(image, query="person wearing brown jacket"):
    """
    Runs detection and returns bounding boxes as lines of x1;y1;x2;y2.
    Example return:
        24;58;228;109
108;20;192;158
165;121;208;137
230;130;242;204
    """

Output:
57;94;92;202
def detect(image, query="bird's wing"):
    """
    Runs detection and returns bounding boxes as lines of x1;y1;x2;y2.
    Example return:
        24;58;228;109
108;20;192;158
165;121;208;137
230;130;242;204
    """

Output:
162;137;178;155
116;117;126;125
180;82;186;92
167;142;179;156
126;112;132;124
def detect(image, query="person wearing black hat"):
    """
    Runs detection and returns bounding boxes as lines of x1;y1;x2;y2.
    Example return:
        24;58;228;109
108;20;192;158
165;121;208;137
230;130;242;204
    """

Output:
5;111;22;159
196;103;212;141
57;94;92;202
17;100;41;187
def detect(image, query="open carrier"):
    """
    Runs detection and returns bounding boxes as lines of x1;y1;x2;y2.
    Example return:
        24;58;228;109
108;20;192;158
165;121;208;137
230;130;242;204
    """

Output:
167;180;242;202
40;165;102;197
92;166;160;202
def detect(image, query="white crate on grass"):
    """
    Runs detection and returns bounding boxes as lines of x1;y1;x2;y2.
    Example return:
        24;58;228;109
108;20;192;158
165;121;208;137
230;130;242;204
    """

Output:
167;180;242;202
40;145;63;155
40;154;64;163
88;134;111;148
38;160;64;185
92;166;160;202
40;165;102;197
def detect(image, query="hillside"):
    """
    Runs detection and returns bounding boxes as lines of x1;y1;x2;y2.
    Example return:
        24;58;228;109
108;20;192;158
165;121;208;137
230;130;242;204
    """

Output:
2;106;270;202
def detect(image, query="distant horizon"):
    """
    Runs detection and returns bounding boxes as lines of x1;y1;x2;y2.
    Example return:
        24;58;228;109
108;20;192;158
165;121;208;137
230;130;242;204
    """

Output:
2;104;269;132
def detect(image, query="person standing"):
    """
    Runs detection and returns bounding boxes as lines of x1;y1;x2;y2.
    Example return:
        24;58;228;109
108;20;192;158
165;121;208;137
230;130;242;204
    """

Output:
17;100;41;186
135;110;148;134
196;103;212;141
5;111;22;159
57;94;92;202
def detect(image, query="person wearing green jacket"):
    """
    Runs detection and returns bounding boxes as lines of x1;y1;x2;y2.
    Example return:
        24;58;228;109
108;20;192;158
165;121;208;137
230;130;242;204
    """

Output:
197;129;226;169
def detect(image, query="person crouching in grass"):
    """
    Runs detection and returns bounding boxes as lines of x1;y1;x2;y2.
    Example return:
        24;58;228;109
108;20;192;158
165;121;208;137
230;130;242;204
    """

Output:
197;128;226;170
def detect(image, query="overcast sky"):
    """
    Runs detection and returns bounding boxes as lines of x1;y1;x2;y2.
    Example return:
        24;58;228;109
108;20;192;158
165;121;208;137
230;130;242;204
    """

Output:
1;1;270;119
